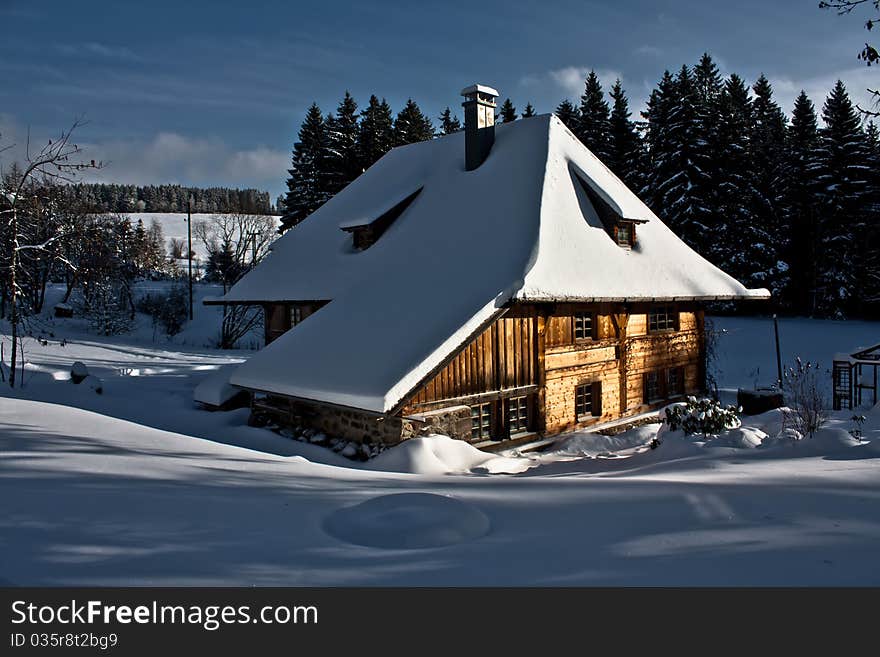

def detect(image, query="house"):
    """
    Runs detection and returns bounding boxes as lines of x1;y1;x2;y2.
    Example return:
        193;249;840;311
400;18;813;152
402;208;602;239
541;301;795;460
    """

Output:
207;84;769;447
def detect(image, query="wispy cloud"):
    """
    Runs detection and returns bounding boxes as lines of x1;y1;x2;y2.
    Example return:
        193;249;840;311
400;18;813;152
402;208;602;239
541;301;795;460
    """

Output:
0;121;288;196
81;133;289;194
520;66;625;101
634;45;664;58
771;65;880;119
56;42;144;62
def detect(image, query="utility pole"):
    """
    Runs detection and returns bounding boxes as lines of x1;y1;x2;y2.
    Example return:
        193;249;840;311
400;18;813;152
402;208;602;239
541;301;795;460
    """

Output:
773;314;782;388
187;194;194;321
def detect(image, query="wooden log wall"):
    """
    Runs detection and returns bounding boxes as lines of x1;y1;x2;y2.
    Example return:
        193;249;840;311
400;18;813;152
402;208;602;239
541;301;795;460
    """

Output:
405;306;539;410
402;302;705;437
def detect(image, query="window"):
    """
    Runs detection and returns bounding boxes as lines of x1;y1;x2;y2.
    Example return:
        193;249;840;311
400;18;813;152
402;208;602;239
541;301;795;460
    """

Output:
575;382;601;419
667;367;684;396
644;371;662;403
573;312;594;341
616;222;632;247
290;305;303;326
507;396;530;435
648;305;677;332
470;403;492;441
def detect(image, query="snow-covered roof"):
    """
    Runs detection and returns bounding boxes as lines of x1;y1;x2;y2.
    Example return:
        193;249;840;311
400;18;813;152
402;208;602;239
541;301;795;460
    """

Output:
226;114;769;413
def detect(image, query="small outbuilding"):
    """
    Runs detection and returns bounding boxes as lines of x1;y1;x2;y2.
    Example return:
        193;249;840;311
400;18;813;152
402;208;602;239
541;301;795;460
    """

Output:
833;344;880;410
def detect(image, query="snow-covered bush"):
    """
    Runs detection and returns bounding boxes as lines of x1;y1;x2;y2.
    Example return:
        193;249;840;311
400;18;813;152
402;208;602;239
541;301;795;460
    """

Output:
663;396;741;437
781;358;827;439
137;285;189;337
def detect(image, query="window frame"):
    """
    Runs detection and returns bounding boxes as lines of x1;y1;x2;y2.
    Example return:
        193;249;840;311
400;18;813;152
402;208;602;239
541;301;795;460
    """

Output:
666;366;684;397
615;222;634;247
575;381;602;420
648;305;678;333
572;311;596;342
506;395;531;436
470;402;493;441
644;370;663;403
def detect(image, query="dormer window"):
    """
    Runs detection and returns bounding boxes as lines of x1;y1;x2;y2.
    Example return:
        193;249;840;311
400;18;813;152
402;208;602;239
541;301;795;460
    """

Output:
339;188;422;251
615;222;634;247
573;169;647;248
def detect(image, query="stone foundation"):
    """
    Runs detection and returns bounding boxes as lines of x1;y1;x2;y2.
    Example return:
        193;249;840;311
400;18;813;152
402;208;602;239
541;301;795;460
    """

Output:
252;395;472;446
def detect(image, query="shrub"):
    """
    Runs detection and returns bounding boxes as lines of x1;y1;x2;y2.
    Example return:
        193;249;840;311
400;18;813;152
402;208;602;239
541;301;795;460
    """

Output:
663;396;741;437
781;358;827;439
74;281;134;336
137;285;189;337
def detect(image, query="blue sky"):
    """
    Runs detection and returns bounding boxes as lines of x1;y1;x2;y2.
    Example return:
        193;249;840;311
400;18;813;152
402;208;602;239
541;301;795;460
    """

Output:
1;0;876;199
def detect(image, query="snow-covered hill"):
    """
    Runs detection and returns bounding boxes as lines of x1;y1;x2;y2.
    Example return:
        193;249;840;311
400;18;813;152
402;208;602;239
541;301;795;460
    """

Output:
124;212;281;262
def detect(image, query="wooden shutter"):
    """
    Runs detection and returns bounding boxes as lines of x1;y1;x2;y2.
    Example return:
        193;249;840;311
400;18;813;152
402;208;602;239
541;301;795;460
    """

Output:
591;313;599;340
591;381;602;416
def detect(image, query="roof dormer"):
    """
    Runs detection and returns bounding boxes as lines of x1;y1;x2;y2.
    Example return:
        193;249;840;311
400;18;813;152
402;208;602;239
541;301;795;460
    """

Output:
339;187;423;251
572;169;647;249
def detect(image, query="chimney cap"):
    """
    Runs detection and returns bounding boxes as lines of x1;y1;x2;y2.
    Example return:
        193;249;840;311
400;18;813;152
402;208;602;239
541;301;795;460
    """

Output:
460;83;499;98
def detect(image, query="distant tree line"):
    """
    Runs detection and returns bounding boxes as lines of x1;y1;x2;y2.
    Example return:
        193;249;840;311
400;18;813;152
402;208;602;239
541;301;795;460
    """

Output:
60;183;275;215
281;55;880;318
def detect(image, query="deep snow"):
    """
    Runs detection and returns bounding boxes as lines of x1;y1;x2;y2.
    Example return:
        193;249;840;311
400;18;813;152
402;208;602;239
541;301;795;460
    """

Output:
1;306;879;585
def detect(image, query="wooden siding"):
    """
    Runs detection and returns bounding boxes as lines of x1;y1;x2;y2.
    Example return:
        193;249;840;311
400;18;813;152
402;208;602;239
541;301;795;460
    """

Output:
401;302;705;439
405;307;539;410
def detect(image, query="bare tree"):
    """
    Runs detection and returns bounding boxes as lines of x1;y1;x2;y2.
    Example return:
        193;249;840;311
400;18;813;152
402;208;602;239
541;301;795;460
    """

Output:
0;120;101;386
168;237;187;260
820;0;880;115
194;213;276;348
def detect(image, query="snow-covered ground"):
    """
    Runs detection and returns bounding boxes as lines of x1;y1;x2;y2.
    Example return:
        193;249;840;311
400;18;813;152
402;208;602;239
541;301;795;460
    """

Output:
125;212;280;263
1;308;879;585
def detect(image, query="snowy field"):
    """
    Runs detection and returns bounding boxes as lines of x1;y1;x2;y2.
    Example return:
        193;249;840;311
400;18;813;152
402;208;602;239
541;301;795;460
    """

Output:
1;304;879;586
125;212;280;262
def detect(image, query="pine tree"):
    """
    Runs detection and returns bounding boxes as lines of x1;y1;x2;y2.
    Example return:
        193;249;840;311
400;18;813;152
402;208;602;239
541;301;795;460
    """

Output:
576;70;611;160
280;103;332;233
749;74;789;298
326;91;361;195
499;98;517;123
861;121;880;313
607;79;643;191
438;107;462;135
521;103;536;118
643;67;711;253
393;99;434;146
784;91;823;314
715;74;759;282
815;80;870;315
555;99;578;131
690;53;724;257
357;95;395;170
